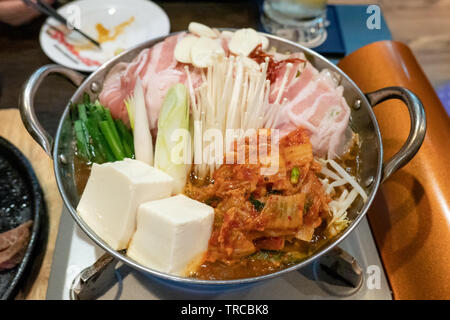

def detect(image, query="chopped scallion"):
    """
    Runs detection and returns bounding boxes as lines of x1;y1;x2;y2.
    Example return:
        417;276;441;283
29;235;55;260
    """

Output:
290;167;300;184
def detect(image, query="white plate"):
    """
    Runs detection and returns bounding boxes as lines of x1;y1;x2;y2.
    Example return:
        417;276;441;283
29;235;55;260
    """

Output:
39;0;170;72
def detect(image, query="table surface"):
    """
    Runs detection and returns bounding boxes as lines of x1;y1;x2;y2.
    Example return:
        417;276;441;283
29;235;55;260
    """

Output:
1;0;449;135
0;0;448;300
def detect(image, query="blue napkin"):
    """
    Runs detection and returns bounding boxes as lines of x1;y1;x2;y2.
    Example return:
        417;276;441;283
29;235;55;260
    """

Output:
257;3;392;59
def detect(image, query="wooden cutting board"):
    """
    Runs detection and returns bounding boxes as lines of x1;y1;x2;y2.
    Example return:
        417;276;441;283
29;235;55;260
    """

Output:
0;108;62;300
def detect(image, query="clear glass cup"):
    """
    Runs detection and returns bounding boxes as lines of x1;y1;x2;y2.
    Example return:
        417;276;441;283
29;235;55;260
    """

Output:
261;0;328;48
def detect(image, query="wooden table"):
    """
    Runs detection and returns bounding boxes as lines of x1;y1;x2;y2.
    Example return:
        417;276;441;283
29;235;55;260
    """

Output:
333;0;450;88
0;0;448;300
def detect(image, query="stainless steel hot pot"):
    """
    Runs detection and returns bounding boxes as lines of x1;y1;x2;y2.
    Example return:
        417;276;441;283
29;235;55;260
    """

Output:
19;32;426;287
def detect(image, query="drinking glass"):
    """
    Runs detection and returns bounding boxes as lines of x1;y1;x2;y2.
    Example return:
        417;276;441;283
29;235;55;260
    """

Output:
261;0;328;47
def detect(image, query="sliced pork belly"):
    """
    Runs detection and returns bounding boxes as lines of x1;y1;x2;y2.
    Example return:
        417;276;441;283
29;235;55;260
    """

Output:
99;62;133;124
272;55;351;159
99;31;350;158
99;33;202;130
269;52;308;103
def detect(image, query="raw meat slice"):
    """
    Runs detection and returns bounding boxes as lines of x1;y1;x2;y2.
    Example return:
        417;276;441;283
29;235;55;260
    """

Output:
0;220;33;270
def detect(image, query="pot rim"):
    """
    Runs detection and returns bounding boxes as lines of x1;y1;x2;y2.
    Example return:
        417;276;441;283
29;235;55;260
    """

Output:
52;31;384;285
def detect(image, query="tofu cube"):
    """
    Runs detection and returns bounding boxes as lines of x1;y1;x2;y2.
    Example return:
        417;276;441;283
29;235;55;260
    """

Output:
77;158;174;250
127;194;214;276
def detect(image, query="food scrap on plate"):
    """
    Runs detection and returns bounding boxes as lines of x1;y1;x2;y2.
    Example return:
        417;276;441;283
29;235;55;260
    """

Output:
45;16;135;67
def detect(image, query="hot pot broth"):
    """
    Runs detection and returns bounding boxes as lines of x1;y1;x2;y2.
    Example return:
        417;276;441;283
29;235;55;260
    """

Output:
74;138;362;280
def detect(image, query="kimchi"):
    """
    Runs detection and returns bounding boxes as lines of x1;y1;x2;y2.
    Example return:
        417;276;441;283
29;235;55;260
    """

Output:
185;128;334;279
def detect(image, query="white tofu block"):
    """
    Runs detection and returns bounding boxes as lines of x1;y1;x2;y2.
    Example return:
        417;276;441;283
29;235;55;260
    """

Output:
127;194;214;276
77;158;174;250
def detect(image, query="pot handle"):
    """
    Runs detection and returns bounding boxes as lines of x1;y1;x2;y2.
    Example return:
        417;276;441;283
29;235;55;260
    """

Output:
19;64;85;157
366;86;426;183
